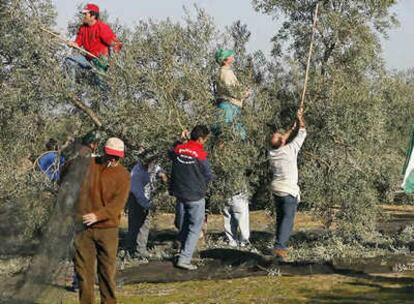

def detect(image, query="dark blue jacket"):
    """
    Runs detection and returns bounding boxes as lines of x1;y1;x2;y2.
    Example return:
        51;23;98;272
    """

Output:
169;140;212;202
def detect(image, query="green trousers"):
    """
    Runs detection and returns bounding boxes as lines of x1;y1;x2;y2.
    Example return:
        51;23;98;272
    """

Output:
74;227;119;304
215;101;247;140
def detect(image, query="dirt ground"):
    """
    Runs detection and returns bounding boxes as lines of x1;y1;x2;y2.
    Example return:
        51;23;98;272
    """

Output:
34;207;414;304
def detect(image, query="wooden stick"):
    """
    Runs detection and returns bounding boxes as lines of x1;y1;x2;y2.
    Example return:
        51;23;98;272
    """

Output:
40;27;98;59
299;2;319;110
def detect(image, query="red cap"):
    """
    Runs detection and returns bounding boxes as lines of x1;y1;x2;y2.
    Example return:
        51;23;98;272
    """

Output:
104;147;125;158
81;3;100;14
104;138;125;158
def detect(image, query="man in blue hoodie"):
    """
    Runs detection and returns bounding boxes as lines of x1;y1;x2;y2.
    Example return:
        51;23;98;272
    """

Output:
126;156;167;261
169;125;212;270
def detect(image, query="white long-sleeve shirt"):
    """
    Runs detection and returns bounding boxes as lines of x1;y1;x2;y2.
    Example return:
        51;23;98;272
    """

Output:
269;128;307;199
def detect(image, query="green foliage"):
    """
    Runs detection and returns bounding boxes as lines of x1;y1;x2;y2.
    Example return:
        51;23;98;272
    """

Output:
298;70;388;238
252;0;407;240
0;0;87;241
1;0;413;244
253;0;398;75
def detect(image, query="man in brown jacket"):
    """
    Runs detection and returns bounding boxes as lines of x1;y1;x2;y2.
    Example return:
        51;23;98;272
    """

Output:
75;137;130;304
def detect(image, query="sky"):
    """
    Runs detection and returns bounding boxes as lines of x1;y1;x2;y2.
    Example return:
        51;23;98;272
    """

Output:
53;0;414;71
382;0;414;71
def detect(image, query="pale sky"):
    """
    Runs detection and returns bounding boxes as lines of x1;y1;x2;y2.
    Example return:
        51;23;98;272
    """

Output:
382;0;414;71
53;0;413;71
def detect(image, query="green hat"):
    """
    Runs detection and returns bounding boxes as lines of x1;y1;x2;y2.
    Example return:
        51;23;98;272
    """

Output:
215;48;235;64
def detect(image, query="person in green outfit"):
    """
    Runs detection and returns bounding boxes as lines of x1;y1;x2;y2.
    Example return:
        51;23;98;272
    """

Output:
214;48;251;140
214;49;252;246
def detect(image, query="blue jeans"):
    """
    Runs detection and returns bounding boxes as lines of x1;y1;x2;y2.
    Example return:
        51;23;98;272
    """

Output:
175;201;185;244
274;194;298;249
64;55;93;80
175;201;184;230
177;198;205;264
223;192;250;244
64;55;108;90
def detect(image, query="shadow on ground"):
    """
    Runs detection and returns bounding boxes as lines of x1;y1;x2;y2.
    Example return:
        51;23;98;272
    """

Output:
118;247;338;285
307;272;414;304
118;245;414;286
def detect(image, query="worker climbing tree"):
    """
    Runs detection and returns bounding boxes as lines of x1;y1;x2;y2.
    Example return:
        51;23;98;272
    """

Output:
213;48;251;140
64;3;122;90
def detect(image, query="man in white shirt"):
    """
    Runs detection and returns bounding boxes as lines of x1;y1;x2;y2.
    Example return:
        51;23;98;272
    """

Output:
269;108;306;259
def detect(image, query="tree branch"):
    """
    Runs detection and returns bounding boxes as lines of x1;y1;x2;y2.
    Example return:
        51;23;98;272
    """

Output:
66;93;103;128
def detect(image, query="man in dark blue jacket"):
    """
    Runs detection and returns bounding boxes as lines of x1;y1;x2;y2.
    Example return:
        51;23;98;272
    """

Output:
169;125;212;270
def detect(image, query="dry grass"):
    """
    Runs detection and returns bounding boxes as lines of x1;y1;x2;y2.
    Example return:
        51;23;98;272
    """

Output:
39;205;414;303
120;210;324;233
47;273;414;304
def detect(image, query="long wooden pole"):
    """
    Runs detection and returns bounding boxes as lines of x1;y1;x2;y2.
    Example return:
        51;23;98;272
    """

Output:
299;2;319;110
40;27;98;59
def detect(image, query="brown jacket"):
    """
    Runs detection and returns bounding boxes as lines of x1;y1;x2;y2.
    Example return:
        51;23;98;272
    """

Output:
77;157;130;228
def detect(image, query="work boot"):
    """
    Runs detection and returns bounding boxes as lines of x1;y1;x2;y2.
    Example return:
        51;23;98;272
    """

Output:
175;261;198;271
272;248;288;261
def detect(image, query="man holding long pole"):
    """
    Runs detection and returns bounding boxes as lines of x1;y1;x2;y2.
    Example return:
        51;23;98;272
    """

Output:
64;3;122;87
268;2;317;260
269;108;306;259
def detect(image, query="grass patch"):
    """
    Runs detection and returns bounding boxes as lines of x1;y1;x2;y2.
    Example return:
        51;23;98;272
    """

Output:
50;274;414;303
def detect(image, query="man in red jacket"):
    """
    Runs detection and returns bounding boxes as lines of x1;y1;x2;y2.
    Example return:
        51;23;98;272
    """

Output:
64;3;122;88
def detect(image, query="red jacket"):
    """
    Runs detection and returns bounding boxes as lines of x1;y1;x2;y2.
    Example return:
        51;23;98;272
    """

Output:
75;20;122;59
174;140;208;161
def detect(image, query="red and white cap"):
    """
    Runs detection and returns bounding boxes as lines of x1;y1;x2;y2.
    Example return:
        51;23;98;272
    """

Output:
104;137;125;158
81;3;100;14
